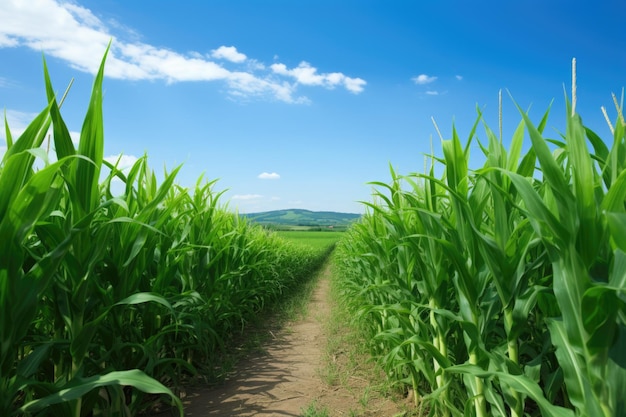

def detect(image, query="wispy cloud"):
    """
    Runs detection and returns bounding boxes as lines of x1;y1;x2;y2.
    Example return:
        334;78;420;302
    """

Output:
232;194;263;200
226;73;306;104
412;74;437;85
456;75;463;81
271;61;366;93
0;0;365;103
0;76;13;87
258;172;280;180
426;90;439;95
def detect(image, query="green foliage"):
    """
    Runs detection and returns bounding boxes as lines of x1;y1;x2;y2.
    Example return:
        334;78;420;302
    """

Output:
0;51;328;416
334;92;626;416
301;400;330;417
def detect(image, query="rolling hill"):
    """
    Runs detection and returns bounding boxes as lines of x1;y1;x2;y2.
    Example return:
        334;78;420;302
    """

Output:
241;209;361;228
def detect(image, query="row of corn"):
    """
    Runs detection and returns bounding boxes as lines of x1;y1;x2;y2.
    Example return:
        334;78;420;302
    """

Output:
334;88;626;416
0;49;328;416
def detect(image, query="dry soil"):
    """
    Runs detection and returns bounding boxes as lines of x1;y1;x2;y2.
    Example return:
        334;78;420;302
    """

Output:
176;261;408;417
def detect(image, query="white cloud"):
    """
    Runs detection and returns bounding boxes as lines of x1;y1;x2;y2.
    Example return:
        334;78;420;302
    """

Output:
344;77;367;93
0;33;19;47
1;109;39;142
412;74;437;85
232;194;263;200
271;61;366;94
426;90;439;95
258;172;280;180
211;46;246;63
113;43;231;82
456;75;463;80
0;0;366;103
104;154;140;171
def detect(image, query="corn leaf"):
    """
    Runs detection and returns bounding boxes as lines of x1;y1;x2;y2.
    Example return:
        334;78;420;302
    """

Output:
448;364;575;417
18;369;183;414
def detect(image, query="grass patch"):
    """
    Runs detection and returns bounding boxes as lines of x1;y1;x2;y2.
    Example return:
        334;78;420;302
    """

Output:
315;257;411;416
301;400;330;417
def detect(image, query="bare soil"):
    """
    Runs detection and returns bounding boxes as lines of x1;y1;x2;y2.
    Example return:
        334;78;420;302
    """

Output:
176;261;408;417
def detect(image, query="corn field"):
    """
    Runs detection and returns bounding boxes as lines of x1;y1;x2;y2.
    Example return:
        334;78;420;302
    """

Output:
334;85;626;416
1;49;331;416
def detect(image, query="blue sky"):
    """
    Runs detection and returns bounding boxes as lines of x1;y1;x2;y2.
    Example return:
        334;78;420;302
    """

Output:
1;0;625;213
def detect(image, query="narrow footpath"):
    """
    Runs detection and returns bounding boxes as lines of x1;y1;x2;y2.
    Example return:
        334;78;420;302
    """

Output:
178;261;407;417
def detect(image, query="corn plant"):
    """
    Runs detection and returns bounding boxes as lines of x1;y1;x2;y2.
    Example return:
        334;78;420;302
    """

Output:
0;48;183;416
496;95;626;416
334;79;626;416
2;47;333;416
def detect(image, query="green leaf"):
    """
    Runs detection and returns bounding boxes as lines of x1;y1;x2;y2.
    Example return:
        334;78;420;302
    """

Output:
510;94;573;222
448;363;575;417
585;126;611;187
114;292;174;311
442;125;468;197
16;343;55;379
581;285;620;354
609;249;626;290
3;109;13;151
3;102;51;159
602;168;626;213
44;57;76;160
607;212;626;252
0;156;70;253
18;369;182;414
506;120;526;173
70;292;174;364
405;336;452;368
0;105;53;220
516;146;536;178
71;42;109;214
566;106;601;266
547;319;603;416
500;169;569;244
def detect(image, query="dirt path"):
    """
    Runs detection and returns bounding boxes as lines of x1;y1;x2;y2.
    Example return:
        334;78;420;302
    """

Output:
177;261;407;417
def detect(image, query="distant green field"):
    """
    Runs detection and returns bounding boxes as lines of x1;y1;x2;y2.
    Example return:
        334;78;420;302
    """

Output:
277;231;344;252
